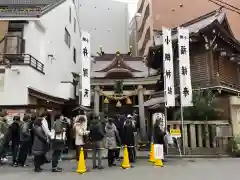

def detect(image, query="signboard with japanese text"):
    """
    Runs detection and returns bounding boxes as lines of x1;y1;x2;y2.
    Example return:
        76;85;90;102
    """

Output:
80;30;91;106
162;27;175;107
5;109;25;125
178;27;193;107
154;144;164;160
170;129;181;138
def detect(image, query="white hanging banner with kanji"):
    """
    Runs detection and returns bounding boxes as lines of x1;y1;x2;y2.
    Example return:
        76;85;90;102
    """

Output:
178;27;193;107
162;27;175;107
80;30;91;106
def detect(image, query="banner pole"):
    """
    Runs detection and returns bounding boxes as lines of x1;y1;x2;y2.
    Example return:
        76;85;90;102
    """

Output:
164;105;168;155
164;106;167;132
180;104;185;156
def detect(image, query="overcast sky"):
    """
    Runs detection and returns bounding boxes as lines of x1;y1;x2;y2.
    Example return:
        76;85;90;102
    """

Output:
113;0;138;20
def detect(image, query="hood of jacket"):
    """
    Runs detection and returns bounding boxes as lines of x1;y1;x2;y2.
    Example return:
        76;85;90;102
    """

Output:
105;122;116;132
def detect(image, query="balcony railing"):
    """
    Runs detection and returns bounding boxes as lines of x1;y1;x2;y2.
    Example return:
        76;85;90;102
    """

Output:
0;54;44;73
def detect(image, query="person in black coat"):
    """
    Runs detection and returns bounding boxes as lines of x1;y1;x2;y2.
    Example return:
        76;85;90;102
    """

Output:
114;114;125;160
10;116;21;166
89;116;104;169
32;117;49;172
122;118;135;163
153;119;166;145
51;114;66;172
28;113;37;156
17;115;31;167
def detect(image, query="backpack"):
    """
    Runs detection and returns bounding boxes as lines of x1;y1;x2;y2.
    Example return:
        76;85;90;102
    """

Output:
20;122;29;136
89;123;104;141
54;119;63;134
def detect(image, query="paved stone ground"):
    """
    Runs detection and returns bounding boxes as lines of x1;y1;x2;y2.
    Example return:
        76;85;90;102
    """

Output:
0;158;239;180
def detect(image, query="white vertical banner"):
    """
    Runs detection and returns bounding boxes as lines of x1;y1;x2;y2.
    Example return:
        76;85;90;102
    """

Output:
80;30;91;106
178;27;193;107
162;27;175;107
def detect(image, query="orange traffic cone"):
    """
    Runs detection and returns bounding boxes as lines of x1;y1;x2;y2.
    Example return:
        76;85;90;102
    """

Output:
155;158;164;167
149;143;155;163
121;145;131;169
76;147;87;174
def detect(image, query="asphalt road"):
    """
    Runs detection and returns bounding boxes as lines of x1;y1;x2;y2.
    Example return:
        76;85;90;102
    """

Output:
0;158;239;180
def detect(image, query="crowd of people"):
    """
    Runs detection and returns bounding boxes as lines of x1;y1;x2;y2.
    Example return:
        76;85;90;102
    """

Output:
0;109;143;173
0;111;69;172
73;112;139;169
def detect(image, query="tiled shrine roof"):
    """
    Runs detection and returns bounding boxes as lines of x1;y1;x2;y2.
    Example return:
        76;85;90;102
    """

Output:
92;53;157;78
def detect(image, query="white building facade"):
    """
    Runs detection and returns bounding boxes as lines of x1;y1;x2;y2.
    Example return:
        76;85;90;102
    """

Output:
78;0;129;55
0;0;81;107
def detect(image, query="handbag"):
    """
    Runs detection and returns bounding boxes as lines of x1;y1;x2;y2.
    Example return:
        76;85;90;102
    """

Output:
44;140;51;152
83;133;89;143
166;132;174;145
115;131;121;146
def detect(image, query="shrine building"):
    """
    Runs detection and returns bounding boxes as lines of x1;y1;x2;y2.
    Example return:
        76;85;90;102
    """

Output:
91;50;159;137
145;9;240;151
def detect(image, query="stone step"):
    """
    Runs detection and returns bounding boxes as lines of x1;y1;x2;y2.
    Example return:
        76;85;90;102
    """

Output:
167;147;227;155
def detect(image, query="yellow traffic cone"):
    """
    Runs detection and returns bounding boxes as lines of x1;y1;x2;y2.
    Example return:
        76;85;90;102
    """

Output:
76;147;87;174
121;145;131;169
155;158;164;167
149;143;155;163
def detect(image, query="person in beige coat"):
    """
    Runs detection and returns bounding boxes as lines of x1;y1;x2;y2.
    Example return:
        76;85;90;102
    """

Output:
105;119;120;167
73;115;89;161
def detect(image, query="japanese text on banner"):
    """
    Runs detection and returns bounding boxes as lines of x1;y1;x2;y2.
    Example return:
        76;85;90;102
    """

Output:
154;144;164;160
81;30;91;106
162;27;175;107
178;27;193;107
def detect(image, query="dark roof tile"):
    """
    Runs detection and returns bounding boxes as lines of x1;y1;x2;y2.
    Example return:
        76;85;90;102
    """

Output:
0;0;64;17
0;0;53;5
94;54;143;61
